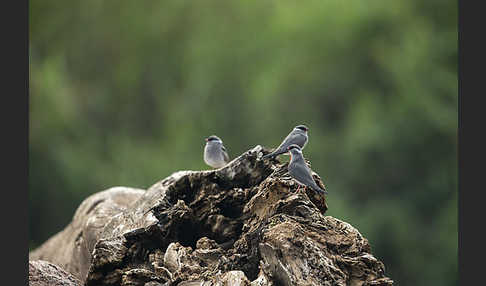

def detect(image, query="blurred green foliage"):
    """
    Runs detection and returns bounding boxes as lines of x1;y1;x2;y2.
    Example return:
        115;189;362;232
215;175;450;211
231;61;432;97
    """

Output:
29;1;457;285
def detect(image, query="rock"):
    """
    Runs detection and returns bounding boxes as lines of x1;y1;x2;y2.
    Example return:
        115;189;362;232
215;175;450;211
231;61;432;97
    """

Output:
29;145;393;286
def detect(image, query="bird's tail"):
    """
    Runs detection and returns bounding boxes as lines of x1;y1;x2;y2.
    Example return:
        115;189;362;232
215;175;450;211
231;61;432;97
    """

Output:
261;152;275;160
261;148;285;160
315;186;328;195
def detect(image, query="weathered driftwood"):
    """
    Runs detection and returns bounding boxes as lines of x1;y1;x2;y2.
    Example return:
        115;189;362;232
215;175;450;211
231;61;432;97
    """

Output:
29;145;393;286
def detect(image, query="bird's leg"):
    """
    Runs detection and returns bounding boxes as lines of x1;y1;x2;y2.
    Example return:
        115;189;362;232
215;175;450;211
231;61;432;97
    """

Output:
296;184;301;193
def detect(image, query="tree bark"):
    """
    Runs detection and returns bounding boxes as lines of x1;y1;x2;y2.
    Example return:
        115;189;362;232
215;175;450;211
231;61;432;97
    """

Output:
29;145;393;286
29;260;82;286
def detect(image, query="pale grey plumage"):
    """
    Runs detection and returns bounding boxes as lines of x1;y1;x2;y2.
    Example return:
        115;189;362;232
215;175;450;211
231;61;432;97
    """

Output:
204;135;230;168
287;144;327;194
262;125;309;160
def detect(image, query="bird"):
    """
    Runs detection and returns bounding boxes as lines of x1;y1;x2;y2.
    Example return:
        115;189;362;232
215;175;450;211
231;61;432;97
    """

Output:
261;124;309;160
204;135;230;168
287;144;327;194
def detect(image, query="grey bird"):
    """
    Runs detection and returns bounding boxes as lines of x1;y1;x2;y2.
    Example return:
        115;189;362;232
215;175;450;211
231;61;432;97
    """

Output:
287;144;327;194
261;124;309;160
204;135;230;168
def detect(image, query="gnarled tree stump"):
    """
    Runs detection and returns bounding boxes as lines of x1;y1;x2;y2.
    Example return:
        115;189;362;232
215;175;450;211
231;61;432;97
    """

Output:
30;145;393;286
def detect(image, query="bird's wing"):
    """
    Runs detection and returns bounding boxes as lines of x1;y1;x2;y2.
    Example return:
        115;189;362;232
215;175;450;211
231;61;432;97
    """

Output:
278;132;306;151
293;133;307;148
221;145;230;163
263;134;295;158
263;132;306;159
289;159;319;188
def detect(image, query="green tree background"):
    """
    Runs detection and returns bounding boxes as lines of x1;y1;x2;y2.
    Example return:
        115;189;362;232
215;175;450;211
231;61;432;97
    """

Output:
29;1;457;285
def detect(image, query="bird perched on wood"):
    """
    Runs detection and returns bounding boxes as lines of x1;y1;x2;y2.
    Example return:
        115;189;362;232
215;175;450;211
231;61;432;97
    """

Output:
287;144;327;194
261;124;309;160
204;135;230;168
